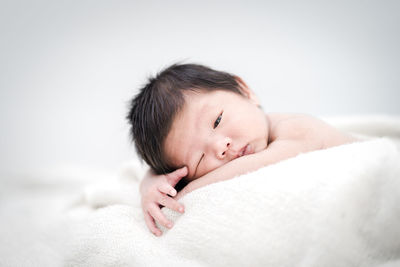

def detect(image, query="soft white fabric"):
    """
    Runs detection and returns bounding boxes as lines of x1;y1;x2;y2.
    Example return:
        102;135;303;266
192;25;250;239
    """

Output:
2;116;398;267
55;138;400;267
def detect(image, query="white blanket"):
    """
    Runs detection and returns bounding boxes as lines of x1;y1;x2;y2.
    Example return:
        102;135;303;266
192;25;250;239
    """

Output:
54;137;400;267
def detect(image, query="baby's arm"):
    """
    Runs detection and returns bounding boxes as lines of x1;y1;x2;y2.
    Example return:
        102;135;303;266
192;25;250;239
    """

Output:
176;139;312;199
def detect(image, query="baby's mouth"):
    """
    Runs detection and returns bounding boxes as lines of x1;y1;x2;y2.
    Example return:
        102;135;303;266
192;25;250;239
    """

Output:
238;144;252;157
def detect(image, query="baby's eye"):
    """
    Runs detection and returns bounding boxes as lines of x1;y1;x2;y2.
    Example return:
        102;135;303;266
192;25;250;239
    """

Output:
213;112;223;129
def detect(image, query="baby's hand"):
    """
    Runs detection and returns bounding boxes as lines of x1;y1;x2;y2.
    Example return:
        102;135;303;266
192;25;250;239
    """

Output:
140;166;187;236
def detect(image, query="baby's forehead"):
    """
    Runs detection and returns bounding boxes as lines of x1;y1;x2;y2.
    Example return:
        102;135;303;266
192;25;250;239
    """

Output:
165;89;235;151
163;93;210;173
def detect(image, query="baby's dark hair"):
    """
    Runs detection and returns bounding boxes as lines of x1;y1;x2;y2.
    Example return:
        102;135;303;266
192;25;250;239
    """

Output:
126;63;243;174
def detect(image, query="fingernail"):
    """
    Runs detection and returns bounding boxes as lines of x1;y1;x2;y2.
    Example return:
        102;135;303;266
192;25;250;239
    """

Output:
167;223;173;228
170;189;177;196
179;207;184;213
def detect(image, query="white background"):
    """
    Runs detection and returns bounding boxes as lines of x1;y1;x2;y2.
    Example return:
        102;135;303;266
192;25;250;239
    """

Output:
1;0;399;177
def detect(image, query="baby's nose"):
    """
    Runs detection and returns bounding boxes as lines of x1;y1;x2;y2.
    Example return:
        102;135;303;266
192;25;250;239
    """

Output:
216;138;231;160
221;142;230;155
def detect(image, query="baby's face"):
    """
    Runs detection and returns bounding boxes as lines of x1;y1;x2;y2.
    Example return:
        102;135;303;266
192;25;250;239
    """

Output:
164;89;269;181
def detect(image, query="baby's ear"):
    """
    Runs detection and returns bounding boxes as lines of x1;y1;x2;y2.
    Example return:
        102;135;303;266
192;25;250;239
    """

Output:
234;76;260;106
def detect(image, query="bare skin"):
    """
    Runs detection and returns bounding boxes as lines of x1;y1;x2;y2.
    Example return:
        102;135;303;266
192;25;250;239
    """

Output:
139;81;357;236
174;113;357;200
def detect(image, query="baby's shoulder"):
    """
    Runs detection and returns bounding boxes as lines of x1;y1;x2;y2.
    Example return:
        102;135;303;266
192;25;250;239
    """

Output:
267;113;356;150
268;113;319;130
268;113;329;140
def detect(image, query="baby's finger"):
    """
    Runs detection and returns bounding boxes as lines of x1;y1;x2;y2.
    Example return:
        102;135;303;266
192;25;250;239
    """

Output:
166;166;188;186
144;211;162;237
158;194;185;213
148;204;174;229
158;183;177;196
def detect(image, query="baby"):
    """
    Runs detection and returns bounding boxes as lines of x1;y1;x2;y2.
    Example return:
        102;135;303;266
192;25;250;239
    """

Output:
126;63;357;236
